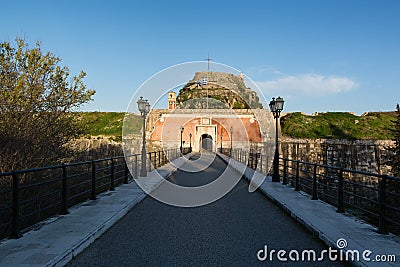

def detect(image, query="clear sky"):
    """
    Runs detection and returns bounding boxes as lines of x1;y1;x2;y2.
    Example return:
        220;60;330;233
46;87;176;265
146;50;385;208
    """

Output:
1;0;399;114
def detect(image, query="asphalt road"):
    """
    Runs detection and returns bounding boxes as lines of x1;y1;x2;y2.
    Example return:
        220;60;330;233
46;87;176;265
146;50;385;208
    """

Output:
67;153;345;266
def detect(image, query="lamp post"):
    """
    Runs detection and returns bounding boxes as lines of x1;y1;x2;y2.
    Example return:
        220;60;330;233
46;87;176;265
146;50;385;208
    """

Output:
189;133;192;153
220;132;223;153
138;97;151;177
180;126;184;154
269;96;284;182
230;127;233;157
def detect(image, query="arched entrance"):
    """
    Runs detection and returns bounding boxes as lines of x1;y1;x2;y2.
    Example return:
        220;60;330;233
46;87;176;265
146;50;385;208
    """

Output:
200;134;213;151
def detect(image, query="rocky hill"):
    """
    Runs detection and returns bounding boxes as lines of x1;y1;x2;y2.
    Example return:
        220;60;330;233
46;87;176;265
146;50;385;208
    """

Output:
176;72;263;109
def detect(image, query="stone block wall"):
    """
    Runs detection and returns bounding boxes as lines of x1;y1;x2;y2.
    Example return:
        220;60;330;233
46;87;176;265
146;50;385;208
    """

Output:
279;138;395;175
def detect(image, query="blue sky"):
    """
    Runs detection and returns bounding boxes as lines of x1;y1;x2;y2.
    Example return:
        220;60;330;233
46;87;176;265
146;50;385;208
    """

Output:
1;0;399;114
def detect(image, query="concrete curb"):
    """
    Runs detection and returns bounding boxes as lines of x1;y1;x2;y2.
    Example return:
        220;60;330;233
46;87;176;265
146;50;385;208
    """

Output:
48;193;147;267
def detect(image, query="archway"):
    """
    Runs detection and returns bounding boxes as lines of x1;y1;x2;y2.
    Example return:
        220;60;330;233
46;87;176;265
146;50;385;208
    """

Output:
200;134;213;151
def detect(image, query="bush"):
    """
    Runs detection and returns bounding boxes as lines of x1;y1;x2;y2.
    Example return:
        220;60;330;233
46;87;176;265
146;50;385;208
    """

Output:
0;37;95;172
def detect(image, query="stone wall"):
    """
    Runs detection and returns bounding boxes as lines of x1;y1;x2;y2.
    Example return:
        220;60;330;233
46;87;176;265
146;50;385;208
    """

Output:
279;138;395;175
146;109;396;175
66;137;123;162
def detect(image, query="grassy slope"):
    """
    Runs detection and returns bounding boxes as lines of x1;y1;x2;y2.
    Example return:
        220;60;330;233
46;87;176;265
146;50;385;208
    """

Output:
77;111;397;141
77;112;142;141
281;112;397;140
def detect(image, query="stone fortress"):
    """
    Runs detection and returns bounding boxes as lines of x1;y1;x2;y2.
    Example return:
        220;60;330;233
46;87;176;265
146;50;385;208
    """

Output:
143;71;395;175
146;71;274;153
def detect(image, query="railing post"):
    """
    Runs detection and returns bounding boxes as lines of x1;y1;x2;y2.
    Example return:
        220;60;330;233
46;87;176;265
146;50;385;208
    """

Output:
311;164;318;200
110;157;115;191
337;168;345;213
10;172;21;239
260;154;263;173
158;150;161;167
282;159;287;185
134;155;138;178
124;161;129;184
61;165;69;215
90;161;96;200
378;175;388;234
295;161;300;191
148;152;152;172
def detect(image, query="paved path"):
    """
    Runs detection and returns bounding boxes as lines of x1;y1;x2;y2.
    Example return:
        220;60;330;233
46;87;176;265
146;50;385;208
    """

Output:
68;153;344;266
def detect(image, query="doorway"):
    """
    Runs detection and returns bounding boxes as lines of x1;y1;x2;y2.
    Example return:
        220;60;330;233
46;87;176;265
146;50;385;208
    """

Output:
200;134;213;151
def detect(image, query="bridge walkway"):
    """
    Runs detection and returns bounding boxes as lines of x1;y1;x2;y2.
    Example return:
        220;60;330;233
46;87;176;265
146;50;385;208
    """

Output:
67;153;344;266
2;153;398;266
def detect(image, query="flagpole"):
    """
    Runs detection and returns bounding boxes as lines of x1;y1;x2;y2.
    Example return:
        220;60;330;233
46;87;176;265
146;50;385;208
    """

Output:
205;54;212;109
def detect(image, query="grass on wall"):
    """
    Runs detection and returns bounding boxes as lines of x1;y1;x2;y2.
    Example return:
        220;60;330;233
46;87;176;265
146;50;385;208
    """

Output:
77;112;142;142
280;112;397;140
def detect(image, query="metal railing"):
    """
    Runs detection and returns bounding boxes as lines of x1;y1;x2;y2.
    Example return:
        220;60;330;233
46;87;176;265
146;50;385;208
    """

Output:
0;147;189;240
221;148;271;175
223;148;400;235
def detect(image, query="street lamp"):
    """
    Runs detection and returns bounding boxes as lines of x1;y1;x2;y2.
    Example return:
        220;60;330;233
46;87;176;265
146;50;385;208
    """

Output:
269;96;284;182
230;127;233;157
220;131;223;153
189;133;192;153
180;126;184;154
137;96;151;177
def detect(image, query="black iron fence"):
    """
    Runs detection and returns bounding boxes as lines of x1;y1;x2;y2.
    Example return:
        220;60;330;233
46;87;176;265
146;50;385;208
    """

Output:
0;147;189;240
221;148;267;174
224;148;400;235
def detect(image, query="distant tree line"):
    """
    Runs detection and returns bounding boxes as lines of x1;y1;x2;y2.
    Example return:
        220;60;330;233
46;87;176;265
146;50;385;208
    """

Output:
0;38;95;172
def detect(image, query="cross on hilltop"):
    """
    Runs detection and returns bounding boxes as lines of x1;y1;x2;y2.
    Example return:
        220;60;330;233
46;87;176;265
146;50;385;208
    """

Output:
205;54;212;72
